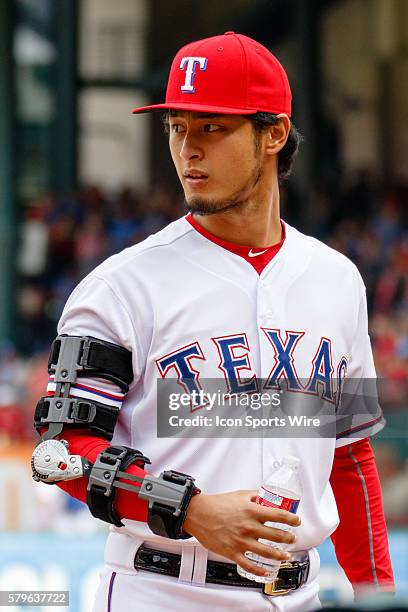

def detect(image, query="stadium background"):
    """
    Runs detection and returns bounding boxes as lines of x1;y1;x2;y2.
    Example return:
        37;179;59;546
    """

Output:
0;0;407;610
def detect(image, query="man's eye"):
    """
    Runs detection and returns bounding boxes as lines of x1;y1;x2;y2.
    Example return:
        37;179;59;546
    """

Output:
170;124;185;133
203;124;220;132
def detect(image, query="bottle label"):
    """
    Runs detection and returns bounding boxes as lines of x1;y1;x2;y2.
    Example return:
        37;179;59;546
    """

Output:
257;486;300;513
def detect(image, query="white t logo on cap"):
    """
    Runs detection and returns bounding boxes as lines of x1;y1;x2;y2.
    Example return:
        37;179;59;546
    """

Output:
180;57;208;93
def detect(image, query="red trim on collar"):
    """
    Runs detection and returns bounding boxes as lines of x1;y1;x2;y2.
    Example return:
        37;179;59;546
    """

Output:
186;213;285;275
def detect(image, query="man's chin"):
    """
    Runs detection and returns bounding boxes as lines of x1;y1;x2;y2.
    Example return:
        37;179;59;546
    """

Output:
185;196;240;216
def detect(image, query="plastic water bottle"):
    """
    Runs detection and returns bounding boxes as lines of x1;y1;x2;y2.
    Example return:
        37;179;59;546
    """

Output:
237;455;302;583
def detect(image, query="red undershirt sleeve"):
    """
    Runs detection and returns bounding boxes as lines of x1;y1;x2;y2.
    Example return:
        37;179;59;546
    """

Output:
39;426;149;523
330;437;395;592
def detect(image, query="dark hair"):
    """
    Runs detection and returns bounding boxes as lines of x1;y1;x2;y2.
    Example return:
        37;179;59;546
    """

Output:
248;112;302;183
162;110;302;183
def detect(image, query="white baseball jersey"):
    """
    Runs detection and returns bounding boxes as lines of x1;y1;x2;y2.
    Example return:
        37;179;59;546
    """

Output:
54;216;384;565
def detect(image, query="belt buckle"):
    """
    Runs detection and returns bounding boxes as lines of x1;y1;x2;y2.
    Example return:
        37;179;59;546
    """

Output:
262;562;292;597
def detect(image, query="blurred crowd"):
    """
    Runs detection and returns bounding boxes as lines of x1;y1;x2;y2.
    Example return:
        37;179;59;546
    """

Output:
0;174;407;524
0;184;182;441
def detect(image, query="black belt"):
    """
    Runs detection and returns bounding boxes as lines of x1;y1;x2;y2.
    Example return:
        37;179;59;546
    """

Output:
134;545;310;597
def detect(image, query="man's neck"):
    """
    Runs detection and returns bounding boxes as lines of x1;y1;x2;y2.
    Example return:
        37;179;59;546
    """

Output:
190;195;282;248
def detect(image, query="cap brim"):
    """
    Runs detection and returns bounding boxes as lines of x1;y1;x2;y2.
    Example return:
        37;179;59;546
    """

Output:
132;102;258;115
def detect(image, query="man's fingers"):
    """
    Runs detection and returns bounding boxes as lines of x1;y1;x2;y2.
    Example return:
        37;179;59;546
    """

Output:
243;539;291;562
251;504;301;527
235;553;268;578
256;524;296;545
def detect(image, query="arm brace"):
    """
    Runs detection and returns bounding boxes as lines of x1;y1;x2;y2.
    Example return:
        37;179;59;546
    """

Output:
35;426;200;538
86;443;199;536
38;426;149;523
34;334;133;442
330;438;395;592
32;335;201;537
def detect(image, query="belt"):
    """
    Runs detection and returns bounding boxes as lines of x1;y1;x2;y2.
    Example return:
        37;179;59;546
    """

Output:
134;545;310;597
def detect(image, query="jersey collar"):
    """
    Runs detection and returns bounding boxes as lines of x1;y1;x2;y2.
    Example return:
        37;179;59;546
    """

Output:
186;213;286;275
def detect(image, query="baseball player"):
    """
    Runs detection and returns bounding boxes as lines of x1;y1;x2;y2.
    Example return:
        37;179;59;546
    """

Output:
32;32;395;611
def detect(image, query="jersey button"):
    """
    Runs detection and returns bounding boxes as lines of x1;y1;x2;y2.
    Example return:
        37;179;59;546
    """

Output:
261;310;273;324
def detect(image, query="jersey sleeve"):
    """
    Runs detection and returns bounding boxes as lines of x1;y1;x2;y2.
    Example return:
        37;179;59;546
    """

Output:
330;438;395;592
46;273;140;414
335;273;385;448
57;273;143;383
40;272;150;523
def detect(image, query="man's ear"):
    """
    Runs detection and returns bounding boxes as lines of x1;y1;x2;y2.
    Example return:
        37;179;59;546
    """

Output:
264;114;291;156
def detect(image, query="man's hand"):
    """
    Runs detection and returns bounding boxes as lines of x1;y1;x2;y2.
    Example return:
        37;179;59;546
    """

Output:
183;490;300;577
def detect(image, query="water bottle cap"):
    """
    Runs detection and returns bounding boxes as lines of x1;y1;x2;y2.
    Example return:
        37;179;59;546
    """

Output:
282;455;300;469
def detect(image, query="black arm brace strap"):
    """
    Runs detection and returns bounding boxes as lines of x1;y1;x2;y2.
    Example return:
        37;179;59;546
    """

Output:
86;445;198;537
49;334;133;391
34;334;133;441
34;397;119;440
86;445;151;527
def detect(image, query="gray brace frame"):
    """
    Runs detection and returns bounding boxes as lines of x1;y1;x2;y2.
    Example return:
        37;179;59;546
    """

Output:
37;336;124;442
43;336;86;440
87;460;191;518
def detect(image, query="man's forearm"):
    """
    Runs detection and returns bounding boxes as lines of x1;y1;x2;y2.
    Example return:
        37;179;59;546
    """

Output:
39;426;149;522
330;438;395;592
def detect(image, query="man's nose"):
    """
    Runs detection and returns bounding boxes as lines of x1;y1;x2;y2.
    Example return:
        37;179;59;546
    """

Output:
179;132;203;161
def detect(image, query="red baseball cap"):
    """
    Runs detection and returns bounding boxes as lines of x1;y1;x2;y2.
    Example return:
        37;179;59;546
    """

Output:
132;32;291;117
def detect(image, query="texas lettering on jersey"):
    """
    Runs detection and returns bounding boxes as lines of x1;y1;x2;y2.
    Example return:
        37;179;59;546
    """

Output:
156;330;347;406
